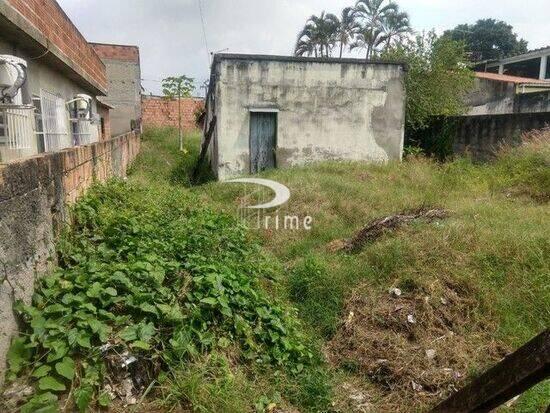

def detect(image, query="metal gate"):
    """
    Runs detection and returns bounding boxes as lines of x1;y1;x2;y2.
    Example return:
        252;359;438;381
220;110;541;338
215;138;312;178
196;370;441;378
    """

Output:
40;89;71;152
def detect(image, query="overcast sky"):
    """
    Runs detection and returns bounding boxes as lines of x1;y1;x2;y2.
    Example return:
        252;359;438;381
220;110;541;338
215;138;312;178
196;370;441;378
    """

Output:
57;0;549;96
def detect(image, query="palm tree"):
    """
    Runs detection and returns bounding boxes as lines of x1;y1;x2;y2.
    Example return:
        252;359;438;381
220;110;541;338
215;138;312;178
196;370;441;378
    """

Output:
382;9;411;50
350;25;387;59
354;0;398;59
294;11;339;58
336;7;360;58
295;25;319;57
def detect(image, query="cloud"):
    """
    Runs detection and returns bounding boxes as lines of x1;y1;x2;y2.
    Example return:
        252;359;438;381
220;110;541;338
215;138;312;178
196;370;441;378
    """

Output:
57;0;549;95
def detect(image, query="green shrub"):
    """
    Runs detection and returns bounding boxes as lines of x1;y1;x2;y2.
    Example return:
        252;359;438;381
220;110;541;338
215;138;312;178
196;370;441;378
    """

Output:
8;180;311;411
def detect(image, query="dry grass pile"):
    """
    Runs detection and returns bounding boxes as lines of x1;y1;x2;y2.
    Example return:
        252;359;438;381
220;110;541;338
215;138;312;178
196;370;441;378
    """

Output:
327;277;509;411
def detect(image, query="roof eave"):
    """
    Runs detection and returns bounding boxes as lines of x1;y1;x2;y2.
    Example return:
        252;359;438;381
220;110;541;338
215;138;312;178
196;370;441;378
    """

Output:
0;2;107;96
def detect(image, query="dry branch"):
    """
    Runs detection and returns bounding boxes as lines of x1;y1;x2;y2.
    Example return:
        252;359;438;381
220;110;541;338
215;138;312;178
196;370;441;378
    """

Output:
330;208;449;252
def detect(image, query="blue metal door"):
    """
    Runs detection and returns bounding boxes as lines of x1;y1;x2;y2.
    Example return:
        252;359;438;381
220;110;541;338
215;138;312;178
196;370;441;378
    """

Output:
249;112;276;174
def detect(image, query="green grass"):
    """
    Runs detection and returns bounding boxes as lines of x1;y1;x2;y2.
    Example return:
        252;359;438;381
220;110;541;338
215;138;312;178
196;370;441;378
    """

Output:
12;126;546;413
191;139;549;348
147;128;549;412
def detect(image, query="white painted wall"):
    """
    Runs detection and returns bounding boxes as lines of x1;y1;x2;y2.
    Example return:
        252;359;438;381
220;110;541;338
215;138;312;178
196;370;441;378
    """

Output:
210;57;405;180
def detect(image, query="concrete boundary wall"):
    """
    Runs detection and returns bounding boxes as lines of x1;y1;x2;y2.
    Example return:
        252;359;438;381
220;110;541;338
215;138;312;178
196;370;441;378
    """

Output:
142;96;204;130
452;112;550;159
0;132;140;381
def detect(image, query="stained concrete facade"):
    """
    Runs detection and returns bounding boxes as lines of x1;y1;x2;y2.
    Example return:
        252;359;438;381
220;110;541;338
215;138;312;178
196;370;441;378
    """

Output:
206;54;406;180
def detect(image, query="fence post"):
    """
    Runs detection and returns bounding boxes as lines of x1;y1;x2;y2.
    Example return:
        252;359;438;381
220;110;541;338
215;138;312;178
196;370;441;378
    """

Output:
431;329;550;413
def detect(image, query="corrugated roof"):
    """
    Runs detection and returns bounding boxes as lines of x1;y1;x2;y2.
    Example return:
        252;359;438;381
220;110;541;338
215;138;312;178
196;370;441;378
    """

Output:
475;71;550;85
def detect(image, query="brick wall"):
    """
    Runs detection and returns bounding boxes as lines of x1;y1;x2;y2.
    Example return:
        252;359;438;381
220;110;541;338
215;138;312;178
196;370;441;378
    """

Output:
5;0;106;90
142;96;204;130
0;131;140;380
91;43;140;62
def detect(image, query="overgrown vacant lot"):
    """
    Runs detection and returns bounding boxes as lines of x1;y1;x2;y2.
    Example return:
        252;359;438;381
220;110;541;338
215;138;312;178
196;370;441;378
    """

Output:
4;127;549;413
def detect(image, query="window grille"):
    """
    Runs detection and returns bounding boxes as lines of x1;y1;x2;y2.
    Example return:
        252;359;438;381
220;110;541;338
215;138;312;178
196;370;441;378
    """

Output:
33;96;45;153
40;89;71;152
0;104;35;150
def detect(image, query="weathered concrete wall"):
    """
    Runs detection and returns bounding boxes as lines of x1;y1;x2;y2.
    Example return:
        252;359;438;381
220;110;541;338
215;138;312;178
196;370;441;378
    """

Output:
465;77;550;115
452;112;550;160
209;55;405;180
466;78;517;115
91;44;142;137
516;92;550;113
0;131;140;382
142;96;204;130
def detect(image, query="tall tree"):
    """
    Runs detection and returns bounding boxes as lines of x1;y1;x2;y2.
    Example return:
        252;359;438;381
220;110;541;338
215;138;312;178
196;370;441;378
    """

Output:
295;27;318;57
350;25;386;59
294;11;339;58
443;19;528;61
162;75;195;150
382;32;474;131
336;7;360;58
381;32;474;157
382;9;411;49
353;0;399;59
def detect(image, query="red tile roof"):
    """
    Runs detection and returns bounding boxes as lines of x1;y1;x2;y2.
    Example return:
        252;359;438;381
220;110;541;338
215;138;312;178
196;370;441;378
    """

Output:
475;71;550;84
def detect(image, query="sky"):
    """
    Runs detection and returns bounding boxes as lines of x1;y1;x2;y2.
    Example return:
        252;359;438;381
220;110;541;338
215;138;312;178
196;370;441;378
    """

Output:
57;0;550;96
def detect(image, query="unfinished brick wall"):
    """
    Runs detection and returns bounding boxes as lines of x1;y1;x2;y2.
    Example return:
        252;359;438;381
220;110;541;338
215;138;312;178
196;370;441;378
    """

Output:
142;96;204;130
91;43;140;62
5;0;106;89
0;132;140;379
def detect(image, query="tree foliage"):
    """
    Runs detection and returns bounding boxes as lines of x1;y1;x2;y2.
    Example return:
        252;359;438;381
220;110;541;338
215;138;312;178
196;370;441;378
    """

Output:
294;0;411;60
294;11;340;58
162;75;195;99
443;19;528;61
382;32;474;132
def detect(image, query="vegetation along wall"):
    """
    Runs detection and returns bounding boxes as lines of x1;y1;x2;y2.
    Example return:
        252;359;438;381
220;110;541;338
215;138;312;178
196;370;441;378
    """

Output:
0;132;140;381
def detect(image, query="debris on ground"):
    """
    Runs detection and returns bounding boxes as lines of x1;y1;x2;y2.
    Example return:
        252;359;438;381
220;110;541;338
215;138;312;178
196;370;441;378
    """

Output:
326;277;508;412
388;287;402;297
1;382;34;410
327;208;449;252
333;381;373;413
101;343;161;407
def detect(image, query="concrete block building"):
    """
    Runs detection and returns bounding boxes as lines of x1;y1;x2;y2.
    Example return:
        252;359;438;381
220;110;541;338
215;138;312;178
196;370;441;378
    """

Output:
465;72;550;115
91;43;142;136
0;0;109;162
204;54;406;180
475;46;550;80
